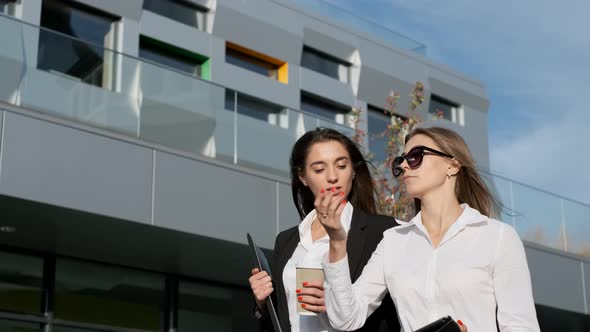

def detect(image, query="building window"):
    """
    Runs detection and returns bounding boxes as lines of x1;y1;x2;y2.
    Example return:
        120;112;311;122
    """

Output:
0;0;16;16
226;42;288;84
178;281;233;331
367;105;406;162
301;46;350;83
225;90;287;128
54;258;165;330
143;0;207;30
139;36;210;79
301;92;350;125
0;251;44;315
429;94;463;124
38;0;119;89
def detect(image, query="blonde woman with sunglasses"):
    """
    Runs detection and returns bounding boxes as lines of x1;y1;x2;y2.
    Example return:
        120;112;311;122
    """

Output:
319;127;540;332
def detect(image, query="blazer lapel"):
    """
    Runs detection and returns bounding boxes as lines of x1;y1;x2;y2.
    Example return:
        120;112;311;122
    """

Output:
347;209;368;281
276;230;300;278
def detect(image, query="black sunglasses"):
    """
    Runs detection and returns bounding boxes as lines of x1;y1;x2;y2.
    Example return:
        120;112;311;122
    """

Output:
392;145;453;177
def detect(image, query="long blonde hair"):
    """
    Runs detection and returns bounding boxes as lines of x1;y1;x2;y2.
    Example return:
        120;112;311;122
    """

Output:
405;127;500;218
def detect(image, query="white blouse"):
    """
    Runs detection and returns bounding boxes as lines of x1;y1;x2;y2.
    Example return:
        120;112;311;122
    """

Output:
323;204;540;332
283;202;353;332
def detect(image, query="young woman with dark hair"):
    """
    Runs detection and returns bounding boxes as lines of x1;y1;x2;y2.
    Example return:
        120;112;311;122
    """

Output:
248;127;400;332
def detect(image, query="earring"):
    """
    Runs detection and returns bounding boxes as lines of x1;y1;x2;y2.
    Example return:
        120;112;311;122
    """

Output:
447;173;451;179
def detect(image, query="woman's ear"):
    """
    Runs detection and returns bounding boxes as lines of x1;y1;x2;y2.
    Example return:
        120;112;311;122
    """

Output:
298;170;308;187
448;158;461;176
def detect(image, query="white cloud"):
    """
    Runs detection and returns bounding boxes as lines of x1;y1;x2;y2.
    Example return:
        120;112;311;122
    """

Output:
490;110;590;204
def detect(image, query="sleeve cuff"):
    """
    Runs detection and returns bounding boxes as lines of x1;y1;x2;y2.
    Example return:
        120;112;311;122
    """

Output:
322;255;352;292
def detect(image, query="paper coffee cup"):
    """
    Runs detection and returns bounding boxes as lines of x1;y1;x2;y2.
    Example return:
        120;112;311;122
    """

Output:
296;267;325;315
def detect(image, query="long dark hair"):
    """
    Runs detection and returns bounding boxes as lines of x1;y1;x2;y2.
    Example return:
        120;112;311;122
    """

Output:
290;127;377;220
405;127;500;218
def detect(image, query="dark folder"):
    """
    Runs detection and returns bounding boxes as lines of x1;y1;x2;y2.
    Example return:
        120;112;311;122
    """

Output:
414;316;461;332
247;233;283;332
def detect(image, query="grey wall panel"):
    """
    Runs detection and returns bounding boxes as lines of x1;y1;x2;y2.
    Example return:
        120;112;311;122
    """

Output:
73;0;143;20
300;68;355;107
525;246;586;314
357;39;427;85
213;5;302;64
278;182;299;235
140;11;213;58
153;151;278;248
357;66;415;112
19;69;140;136
303;28;357;62
0;112;153;223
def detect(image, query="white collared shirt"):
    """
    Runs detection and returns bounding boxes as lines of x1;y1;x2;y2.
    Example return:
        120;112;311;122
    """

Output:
283;202;353;332
323;204;540;332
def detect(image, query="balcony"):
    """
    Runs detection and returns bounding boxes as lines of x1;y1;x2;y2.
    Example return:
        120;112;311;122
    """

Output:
0;14;588;257
0;14;352;179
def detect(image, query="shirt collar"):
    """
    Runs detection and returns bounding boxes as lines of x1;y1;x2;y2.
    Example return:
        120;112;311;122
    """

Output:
299;202;354;247
396;203;488;235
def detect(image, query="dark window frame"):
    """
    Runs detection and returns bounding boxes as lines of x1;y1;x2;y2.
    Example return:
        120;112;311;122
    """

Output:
37;0;120;89
139;35;208;78
301;45;351;83
143;0;208;30
428;94;460;122
300;92;351;124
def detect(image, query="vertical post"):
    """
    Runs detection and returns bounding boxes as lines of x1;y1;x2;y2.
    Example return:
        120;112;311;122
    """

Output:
560;199;568;252
41;255;56;332
233;90;238;164
164;277;178;332
509;180;516;227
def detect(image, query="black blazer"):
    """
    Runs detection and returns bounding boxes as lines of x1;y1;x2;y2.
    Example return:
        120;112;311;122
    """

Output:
260;208;400;332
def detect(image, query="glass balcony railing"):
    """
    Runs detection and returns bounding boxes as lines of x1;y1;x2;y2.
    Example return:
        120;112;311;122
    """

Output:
484;171;590;257
0;15;587;256
0;14;352;178
275;0;427;54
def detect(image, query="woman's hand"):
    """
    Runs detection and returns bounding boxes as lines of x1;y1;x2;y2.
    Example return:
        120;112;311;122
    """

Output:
314;188;347;241
296;280;326;313
458;319;467;332
249;268;273;309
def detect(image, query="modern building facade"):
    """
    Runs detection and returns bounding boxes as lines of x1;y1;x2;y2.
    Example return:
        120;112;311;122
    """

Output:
0;0;588;331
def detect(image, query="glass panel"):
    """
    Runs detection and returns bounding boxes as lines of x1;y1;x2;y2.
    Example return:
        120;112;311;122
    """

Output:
301;46;348;82
137;58;220;156
488;175;514;223
54;258;164;331
236;96;291;177
143;0;205;29
37;29;109;88
0;251;43;314
178;281;233;332
286;0;426;54
563;200;590;256
0;13;24;105
512;182;564;250
139;37;203;77
0;320;41;332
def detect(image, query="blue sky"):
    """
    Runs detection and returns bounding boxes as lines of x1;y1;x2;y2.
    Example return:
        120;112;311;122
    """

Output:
329;0;590;204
